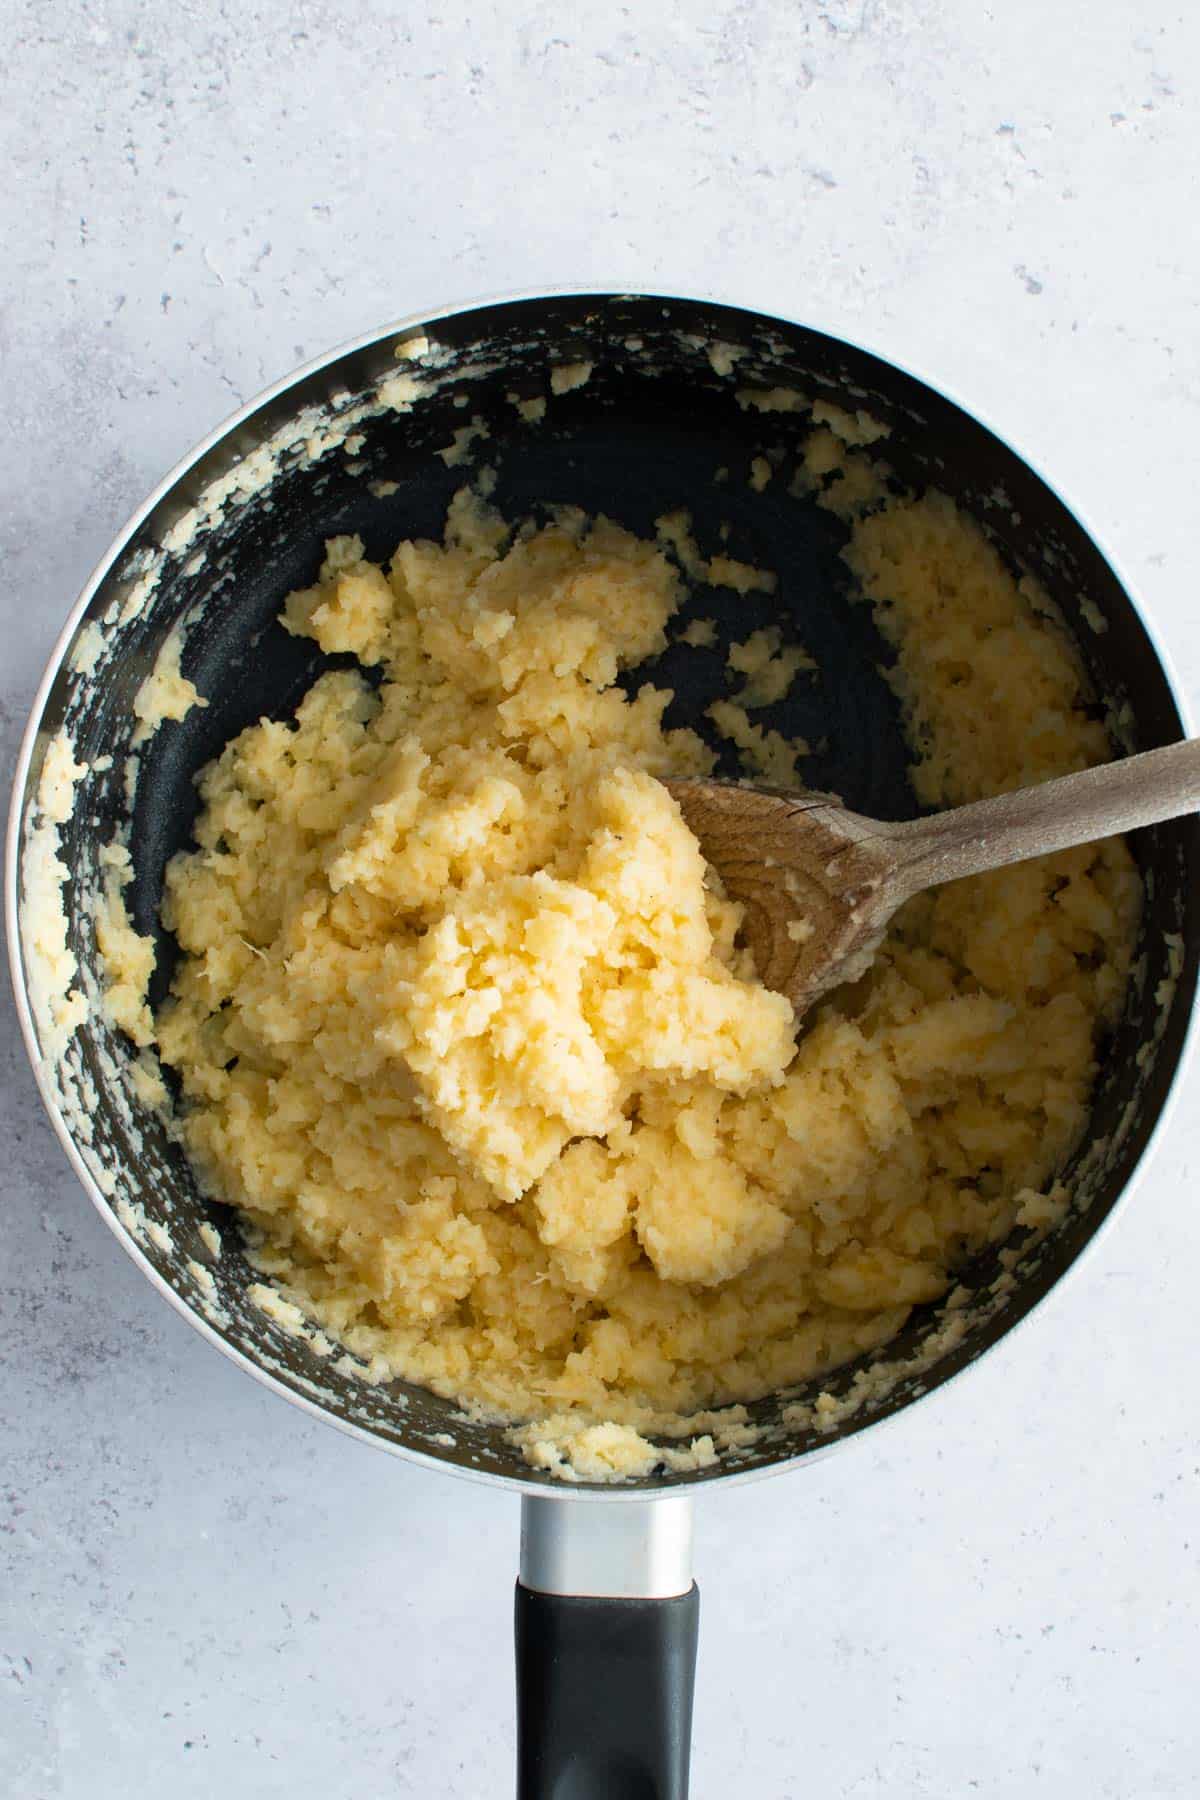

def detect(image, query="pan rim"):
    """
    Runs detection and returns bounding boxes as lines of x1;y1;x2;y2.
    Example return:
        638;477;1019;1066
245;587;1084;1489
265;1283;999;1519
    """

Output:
7;284;1198;1501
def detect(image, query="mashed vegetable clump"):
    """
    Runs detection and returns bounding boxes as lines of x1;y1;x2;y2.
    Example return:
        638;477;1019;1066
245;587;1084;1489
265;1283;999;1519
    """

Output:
119;478;1139;1474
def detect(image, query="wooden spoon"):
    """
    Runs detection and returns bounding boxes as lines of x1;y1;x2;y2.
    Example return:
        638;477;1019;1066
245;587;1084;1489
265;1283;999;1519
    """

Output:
665;739;1200;1020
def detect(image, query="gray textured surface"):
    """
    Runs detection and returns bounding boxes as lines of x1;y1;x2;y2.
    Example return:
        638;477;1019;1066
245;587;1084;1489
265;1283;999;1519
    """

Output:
4;3;1200;1795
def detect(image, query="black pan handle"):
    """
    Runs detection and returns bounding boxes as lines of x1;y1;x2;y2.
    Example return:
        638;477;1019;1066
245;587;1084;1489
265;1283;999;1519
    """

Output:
515;1496;698;1800
515;1584;700;1799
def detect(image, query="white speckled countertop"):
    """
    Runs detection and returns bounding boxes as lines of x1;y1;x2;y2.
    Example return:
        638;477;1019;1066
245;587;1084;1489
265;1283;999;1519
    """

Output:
4;4;1199;1794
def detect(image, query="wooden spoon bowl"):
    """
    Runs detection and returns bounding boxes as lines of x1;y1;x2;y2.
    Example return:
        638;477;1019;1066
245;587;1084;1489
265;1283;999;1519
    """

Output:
667;737;1200;1020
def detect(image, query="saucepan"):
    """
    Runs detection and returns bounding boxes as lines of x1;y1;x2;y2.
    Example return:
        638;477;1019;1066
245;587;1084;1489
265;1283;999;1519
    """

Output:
7;292;1197;1796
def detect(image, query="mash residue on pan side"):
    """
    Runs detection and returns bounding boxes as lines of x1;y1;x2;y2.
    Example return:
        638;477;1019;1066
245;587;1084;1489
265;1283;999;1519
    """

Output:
110;470;1139;1478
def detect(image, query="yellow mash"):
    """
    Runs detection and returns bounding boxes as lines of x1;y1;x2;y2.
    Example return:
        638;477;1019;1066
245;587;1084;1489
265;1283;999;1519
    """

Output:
113;467;1139;1473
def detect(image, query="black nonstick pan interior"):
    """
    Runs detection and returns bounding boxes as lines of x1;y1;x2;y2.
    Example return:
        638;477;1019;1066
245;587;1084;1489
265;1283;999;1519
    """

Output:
14;292;1198;1491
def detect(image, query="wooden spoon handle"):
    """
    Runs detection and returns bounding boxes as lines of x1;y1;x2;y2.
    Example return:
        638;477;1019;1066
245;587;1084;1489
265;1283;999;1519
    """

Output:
883;737;1200;897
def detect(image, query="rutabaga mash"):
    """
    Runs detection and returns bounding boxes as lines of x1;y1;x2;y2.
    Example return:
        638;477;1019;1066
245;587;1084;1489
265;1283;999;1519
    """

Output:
104;477;1139;1478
